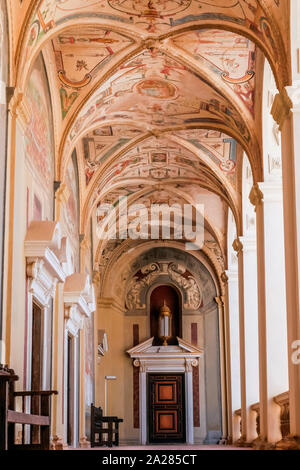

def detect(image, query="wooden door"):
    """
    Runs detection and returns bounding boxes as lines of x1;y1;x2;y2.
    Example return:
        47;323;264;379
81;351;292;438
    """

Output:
31;302;43;443
31;302;43;392
148;374;185;443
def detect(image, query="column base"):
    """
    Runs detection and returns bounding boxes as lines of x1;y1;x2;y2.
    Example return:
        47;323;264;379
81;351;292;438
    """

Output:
79;436;91;449
250;437;275;450
218;436;232;445
51;435;68;450
233;436;248;447
275;435;300;450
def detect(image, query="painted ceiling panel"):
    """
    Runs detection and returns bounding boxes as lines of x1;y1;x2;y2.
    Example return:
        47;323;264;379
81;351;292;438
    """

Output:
173;29;256;113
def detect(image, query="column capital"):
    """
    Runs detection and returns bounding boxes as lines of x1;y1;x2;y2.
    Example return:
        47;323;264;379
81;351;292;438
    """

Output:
225;269;238;282
232;237;243;256
257;181;283;203
249;184;264;211
285;83;300;112
239;236;256;252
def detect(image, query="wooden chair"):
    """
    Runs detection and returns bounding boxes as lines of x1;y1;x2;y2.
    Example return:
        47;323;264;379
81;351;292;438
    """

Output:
90;404;123;448
0;364;58;450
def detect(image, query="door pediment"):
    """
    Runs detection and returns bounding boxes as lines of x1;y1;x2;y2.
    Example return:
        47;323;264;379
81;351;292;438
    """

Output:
127;337;203;370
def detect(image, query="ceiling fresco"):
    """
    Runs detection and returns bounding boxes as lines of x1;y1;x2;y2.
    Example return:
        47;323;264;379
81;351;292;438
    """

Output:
28;0;280;38
90;136;205;191
174;129;238;188
172;29;256;113
51;26;133;118
9;0;290;272
81;125;143;185
66;47;250;156
19;0;287;101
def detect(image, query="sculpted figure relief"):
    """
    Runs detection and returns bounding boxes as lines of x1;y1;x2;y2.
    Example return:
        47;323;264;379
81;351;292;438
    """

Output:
126;261;202;310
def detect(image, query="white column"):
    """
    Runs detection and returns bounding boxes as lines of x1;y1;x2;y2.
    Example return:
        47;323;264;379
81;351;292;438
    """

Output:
226;269;241;442
258;181;289;443
272;87;300;443
139;362;147;445
240;236;260;443
185;359;194;445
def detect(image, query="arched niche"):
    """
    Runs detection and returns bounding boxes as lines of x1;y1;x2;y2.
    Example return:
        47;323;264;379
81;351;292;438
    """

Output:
149;284;182;345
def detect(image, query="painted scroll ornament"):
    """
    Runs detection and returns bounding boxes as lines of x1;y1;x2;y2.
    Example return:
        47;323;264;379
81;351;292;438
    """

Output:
108;0;192;17
221;70;255;84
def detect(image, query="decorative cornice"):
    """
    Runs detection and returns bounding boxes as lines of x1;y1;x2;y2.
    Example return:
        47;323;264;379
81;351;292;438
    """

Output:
249;184;264;210
26;259;58;307
26;247;66;283
97;297;125;313
271;89;292;130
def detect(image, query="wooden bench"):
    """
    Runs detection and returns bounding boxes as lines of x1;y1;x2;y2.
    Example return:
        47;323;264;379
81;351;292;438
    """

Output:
90;404;123;448
0;364;58;450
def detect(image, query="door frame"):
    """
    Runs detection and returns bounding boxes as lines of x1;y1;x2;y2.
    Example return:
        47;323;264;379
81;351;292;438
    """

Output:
148;373;186;444
138;362;196;445
64;327;80;448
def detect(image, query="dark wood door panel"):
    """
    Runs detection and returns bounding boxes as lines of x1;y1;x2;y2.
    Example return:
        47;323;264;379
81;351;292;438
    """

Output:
149;374;185;443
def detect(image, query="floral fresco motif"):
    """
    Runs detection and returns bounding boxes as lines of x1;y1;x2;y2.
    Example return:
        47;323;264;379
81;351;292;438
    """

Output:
30;0;260;38
53;26;133;117
108;0;192;17
89;133;237;212
67;49;247;149
175;129;238;187
25;54;54;192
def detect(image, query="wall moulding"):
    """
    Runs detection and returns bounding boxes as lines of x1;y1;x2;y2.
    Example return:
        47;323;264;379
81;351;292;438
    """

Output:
64;273;96;336
25;221;66;306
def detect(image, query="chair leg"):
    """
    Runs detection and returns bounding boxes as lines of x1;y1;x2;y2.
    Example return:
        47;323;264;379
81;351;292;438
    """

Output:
108;423;113;448
115;423;119;446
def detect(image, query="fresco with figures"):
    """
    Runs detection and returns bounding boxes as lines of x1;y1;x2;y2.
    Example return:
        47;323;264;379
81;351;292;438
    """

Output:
62;151;80;267
25;54;54;195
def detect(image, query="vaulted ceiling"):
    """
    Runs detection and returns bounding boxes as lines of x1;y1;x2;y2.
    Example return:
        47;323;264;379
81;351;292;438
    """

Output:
8;0;290;275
